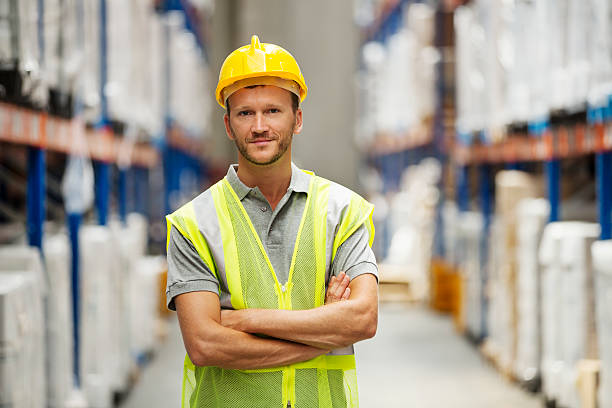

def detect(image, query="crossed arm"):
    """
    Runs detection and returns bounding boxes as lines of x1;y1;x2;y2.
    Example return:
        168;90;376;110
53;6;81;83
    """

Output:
174;272;378;370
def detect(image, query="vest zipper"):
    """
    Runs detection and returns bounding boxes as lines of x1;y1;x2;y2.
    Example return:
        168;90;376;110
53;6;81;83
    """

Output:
279;282;295;406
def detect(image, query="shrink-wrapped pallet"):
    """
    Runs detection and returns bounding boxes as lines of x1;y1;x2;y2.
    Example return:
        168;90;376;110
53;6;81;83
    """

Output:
558;224;599;408
108;213;149;392
588;0;612;107
539;223;566;403
0;0;47;105
515;199;549;386
484;216;504;360
591;240;612;408
442;201;460;267
457;211;484;340
0;246;46;408
129;256;166;357
80;226;119;408
43;234;74;407
493;171;539;374
539;222;600;406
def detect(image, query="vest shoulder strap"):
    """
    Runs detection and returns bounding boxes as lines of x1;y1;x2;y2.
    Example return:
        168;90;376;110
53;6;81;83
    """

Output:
327;182;375;262
166;199;219;281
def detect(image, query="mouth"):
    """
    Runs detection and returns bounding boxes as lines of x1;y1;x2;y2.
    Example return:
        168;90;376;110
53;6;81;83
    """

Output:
249;138;275;145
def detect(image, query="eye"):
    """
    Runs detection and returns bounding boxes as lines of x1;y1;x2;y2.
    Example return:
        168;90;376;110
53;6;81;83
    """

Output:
268;108;280;114
237;110;252;116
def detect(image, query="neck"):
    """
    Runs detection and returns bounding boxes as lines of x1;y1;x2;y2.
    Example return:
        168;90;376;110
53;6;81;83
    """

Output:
236;154;292;210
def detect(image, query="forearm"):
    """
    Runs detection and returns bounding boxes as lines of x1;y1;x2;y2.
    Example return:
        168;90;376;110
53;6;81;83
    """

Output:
234;300;376;349
186;321;328;370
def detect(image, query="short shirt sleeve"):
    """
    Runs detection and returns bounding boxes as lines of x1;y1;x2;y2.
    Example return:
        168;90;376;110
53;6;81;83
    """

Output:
331;223;378;282
166;225;220;311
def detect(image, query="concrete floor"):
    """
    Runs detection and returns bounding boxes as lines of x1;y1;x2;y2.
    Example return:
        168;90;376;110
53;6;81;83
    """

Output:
120;304;543;408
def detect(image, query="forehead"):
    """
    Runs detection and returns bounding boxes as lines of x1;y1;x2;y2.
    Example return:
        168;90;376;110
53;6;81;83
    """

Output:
227;85;293;107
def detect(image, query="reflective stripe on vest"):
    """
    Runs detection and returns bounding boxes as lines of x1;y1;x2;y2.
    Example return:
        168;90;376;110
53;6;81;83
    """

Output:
166;172;374;408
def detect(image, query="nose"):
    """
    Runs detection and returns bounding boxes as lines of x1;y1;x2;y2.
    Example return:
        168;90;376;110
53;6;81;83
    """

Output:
252;112;269;134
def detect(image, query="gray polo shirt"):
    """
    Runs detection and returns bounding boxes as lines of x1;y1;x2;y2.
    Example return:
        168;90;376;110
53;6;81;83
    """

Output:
166;163;378;310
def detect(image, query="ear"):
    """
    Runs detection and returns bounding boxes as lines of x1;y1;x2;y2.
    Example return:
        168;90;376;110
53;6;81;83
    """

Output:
293;108;303;134
224;113;234;140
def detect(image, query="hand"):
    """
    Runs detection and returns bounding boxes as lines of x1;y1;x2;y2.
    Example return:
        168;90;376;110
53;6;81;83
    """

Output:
324;271;351;304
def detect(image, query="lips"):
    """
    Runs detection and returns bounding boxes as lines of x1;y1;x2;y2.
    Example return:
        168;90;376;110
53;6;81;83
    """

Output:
249;138;275;145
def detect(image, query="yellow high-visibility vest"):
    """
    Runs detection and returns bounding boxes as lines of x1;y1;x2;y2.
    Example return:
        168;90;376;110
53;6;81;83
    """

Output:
167;171;374;408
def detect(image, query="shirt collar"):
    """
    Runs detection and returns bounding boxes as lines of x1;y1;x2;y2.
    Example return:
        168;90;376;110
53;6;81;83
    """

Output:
225;162;311;201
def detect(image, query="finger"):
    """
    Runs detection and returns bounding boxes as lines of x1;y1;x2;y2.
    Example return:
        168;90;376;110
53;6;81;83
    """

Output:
333;272;348;299
341;287;351;300
325;277;338;302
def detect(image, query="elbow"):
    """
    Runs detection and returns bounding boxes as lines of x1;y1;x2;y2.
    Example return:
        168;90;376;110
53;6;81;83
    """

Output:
352;304;378;341
186;346;208;367
186;340;219;367
361;310;378;339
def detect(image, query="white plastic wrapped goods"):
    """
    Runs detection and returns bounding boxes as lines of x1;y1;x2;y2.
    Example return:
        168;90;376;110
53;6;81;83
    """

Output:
588;0;612;107
515;199;549;384
559;223;600;408
592;240;612;408
108;213;150;393
81;0;101;123
458;212;484;339
0;246;46;408
80;226;119;408
454;4;487;134
43;233;74;408
129;256;166;357
539;222;600;406
485;216;510;364
442;201;459;266
539;223;566;402
44;0;81;94
167;11;211;137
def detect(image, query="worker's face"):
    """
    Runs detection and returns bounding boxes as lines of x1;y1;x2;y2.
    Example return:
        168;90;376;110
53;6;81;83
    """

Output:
224;85;303;166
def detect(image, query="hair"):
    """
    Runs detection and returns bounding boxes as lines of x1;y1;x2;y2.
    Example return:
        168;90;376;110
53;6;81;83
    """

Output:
225;85;300;114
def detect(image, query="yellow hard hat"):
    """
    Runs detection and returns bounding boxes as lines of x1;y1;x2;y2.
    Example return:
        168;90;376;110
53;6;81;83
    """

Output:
215;35;308;108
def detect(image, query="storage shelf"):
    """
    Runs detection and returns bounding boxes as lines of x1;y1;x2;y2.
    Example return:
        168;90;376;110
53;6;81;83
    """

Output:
452;123;612;165
362;0;402;43
367;125;433;157
0;102;161;167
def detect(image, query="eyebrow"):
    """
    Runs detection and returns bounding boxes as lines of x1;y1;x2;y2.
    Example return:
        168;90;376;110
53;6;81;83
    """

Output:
234;103;284;111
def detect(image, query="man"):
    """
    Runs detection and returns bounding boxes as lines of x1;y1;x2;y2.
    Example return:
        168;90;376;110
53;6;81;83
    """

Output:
166;35;378;408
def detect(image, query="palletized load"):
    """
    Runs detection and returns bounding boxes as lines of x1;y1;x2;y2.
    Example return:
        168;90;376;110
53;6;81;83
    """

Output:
0;246;46;408
558;223;599;408
491;171;539;374
457;211;485;340
539;222;600;408
591;240;612;408
128;255;167;360
43;233;74;408
80;226;120;408
514;199;549;389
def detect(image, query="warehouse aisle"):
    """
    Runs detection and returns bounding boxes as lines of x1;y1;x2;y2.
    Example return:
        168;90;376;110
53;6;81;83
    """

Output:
119;317;183;408
120;304;542;407
357;303;542;408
